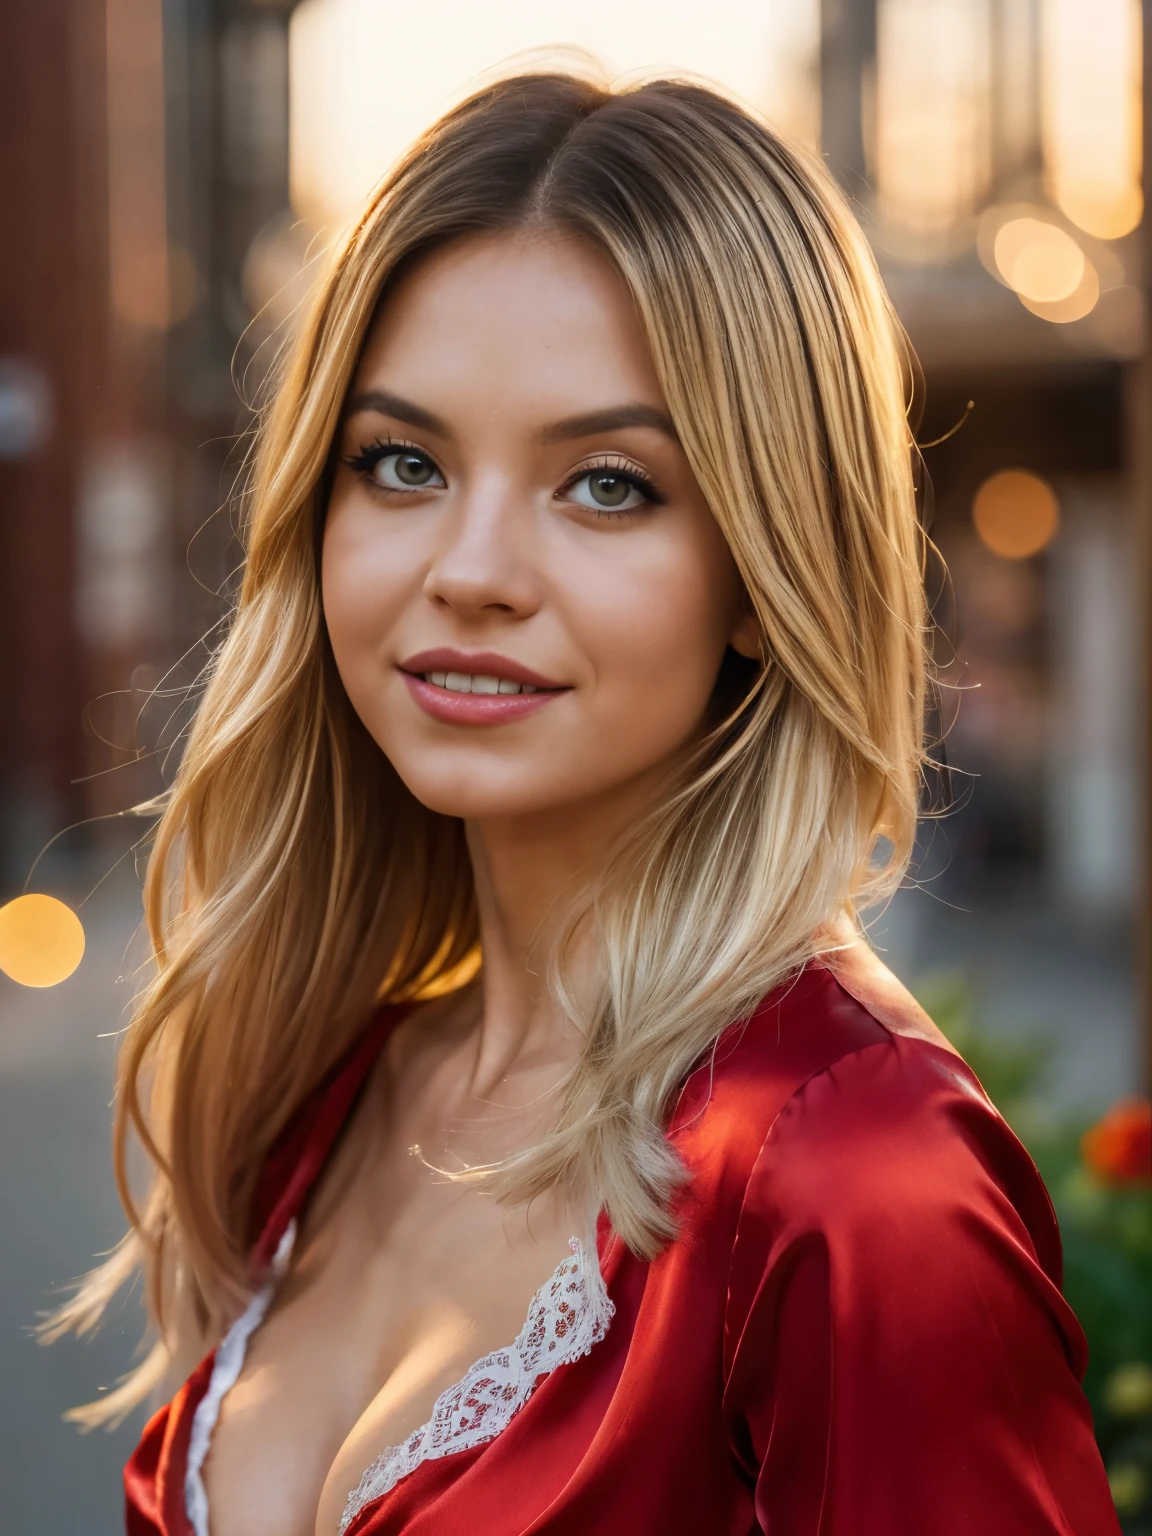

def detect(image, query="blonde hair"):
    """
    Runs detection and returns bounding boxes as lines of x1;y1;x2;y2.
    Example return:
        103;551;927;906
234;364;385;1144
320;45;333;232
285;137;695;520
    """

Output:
53;71;927;1422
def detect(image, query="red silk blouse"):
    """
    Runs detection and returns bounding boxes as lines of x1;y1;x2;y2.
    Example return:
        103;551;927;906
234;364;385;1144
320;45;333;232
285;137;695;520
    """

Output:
125;962;1120;1535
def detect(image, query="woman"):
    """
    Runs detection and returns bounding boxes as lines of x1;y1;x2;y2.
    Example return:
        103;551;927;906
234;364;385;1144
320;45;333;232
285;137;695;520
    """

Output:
61;72;1117;1534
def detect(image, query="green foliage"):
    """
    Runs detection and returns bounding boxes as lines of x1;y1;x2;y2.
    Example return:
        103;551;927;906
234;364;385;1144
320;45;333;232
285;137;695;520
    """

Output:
914;970;1054;1121
918;970;1152;1534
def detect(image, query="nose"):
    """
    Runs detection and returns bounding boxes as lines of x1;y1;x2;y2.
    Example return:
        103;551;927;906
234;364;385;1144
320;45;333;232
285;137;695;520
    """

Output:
423;478;543;621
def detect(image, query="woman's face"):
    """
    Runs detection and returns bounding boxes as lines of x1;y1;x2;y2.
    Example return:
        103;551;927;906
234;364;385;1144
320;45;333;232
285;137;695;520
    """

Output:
323;231;758;822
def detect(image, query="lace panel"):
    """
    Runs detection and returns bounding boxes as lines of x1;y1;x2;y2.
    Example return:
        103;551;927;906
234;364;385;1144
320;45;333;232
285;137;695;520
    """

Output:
338;1237;614;1534
184;1220;297;1536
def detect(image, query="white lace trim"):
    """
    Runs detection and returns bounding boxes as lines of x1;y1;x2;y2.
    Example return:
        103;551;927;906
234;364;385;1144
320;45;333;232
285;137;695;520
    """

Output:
338;1237;614;1534
180;1225;612;1536
184;1220;297;1536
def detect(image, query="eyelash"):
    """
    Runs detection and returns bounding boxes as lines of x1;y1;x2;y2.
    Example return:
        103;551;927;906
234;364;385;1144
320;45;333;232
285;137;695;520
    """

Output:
343;439;664;513
557;455;664;514
343;437;425;476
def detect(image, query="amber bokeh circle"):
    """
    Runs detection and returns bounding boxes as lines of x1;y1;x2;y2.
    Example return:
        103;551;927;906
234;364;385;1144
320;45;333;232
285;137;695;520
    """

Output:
0;893;86;987
972;470;1060;560
993;218;1085;303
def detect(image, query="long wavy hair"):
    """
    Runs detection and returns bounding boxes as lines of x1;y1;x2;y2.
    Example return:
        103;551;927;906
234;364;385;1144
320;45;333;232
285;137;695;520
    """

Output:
53;70;928;1421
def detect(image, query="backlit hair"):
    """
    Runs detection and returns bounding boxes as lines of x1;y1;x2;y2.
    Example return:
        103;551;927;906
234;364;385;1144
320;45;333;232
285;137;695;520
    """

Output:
53;71;927;1420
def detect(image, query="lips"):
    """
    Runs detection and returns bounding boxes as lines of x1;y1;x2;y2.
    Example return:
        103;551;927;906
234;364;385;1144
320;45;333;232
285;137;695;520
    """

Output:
398;648;570;726
400;649;565;691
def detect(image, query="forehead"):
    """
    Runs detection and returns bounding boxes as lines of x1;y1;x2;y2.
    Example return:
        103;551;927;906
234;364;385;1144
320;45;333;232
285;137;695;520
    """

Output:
351;230;665;418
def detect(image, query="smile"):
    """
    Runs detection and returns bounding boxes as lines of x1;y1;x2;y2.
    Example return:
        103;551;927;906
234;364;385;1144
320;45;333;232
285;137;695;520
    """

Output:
422;671;539;696
398;650;569;727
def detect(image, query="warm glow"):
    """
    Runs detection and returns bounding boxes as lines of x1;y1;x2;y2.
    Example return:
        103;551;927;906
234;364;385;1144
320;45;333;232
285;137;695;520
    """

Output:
288;0;821;232
993;217;1085;302
979;206;1102;323
0;894;86;988
1018;260;1100;323
413;947;484;1000
874;0;992;252
1042;0;1143;239
972;470;1060;559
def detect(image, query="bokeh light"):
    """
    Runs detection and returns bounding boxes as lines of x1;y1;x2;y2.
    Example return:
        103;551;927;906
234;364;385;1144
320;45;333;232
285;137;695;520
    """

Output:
1018;260;1100;323
874;0;992;254
972;470;1060;559
1041;0;1143;240
0;894;86;988
993;217;1086;302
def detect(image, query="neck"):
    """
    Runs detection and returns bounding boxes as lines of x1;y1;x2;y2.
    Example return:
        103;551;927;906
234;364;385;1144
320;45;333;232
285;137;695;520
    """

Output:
461;768;666;1099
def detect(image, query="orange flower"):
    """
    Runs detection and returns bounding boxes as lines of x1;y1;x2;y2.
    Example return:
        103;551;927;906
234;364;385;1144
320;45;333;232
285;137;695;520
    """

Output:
1081;1098;1152;1186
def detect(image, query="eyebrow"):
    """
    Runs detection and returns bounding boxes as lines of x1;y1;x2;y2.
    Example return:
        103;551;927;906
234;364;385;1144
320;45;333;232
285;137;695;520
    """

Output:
539;404;679;445
344;389;678;446
343;389;450;436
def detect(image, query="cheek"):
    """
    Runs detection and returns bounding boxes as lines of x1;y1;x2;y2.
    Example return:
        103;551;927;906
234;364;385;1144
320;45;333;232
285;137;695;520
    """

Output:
572;527;740;744
321;506;409;702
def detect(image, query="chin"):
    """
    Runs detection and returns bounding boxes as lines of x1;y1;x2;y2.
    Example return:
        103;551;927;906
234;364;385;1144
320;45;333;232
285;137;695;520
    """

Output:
390;760;578;822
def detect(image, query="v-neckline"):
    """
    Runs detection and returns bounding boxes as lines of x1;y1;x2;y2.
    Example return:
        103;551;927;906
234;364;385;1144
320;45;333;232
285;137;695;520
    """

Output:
182;1224;614;1536
178;1000;616;1536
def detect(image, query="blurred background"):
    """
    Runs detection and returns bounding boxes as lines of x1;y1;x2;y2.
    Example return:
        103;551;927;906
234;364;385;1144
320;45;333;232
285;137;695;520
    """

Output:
1;1;1150;1530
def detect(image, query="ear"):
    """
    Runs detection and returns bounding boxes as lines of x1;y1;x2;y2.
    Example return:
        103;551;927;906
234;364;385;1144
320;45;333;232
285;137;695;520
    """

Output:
728;605;762;661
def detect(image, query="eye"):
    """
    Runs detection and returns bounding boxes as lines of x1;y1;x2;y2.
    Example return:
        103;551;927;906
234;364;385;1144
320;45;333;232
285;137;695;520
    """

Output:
345;442;446;493
564;468;654;514
370;448;445;491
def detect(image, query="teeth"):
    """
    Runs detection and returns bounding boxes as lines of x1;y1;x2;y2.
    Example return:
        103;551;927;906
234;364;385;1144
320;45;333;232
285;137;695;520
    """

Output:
423;672;540;696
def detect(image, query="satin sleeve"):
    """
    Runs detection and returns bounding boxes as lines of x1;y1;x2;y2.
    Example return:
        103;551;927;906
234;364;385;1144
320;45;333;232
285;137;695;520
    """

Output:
721;1034;1120;1535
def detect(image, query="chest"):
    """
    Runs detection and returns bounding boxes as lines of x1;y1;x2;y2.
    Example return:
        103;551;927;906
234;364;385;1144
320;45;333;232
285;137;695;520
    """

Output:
201;1162;578;1536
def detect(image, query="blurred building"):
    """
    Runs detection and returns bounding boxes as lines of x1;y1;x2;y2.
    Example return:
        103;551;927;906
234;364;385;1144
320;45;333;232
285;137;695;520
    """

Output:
0;0;296;879
0;0;1147;1081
